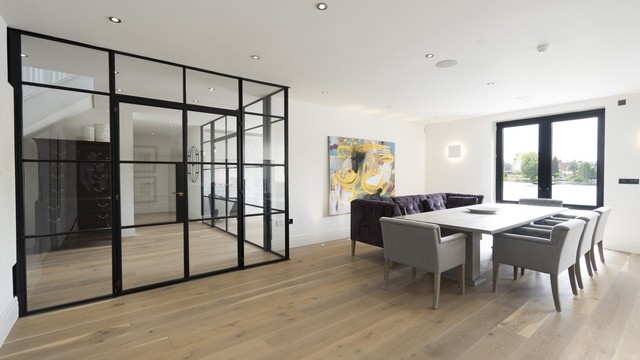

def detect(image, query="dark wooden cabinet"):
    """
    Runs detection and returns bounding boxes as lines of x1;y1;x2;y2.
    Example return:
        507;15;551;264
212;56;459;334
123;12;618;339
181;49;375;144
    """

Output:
34;139;112;243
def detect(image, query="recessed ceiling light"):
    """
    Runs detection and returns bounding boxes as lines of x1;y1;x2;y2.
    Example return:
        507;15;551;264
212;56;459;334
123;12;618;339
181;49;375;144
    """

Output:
436;59;458;68
108;16;122;23
321;91;328;94
116;88;123;92
425;54;434;58
20;53;28;58
317;3;328;10
193;99;198;103
486;82;495;86
386;105;393;109
208;87;215;92
114;70;119;74
250;55;260;60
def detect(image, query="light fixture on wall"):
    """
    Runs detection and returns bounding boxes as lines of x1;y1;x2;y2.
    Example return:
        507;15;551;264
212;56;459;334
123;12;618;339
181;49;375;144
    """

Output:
448;144;462;159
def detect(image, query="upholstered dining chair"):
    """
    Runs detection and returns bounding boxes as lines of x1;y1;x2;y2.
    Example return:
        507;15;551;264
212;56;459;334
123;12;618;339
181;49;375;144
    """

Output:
513;198;564;279
492;219;585;312
591;207;611;270
379;217;466;309
518;198;564;207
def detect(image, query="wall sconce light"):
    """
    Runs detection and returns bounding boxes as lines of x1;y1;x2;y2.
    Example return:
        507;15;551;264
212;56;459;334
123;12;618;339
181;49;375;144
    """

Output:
448;144;462;159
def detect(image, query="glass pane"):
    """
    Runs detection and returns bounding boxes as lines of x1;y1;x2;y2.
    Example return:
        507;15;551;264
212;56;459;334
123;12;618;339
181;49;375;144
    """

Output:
244;116;285;164
244;215;285;266
189;221;238;275
115;55;182;102
552;118;598;206
26;231;112;311
122;224;184;289
120;163;178;226
119;103;182;162
22;86;110;160
21;35;109;92
24;159;112;236
243;81;285;116
244;166;284;215
186;69;239;109
502;124;539;201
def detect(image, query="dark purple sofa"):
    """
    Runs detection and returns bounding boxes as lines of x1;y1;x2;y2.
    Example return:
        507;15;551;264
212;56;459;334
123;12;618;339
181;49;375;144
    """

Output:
349;192;484;255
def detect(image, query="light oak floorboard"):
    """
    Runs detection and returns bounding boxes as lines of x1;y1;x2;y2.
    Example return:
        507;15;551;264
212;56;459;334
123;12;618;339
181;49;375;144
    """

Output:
1;239;637;359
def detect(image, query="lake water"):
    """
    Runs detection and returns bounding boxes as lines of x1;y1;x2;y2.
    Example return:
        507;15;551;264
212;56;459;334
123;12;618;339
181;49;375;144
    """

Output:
503;181;596;206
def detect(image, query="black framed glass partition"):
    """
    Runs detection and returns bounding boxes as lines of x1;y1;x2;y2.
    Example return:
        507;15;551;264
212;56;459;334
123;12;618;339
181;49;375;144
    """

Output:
9;29;289;315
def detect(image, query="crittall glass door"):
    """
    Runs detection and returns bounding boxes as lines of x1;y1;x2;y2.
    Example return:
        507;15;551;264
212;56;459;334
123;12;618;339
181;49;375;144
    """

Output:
497;109;605;208
118;102;186;290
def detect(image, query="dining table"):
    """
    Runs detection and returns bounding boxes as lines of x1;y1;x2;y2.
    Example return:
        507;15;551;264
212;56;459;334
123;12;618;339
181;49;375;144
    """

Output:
398;203;566;285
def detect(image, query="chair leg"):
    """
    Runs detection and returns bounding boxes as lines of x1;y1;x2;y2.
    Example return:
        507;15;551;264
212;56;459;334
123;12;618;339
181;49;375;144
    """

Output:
351;240;356;256
493;262;499;292
459;263;465;295
569;258;584;295
383;259;390;290
550;274;561;312
597;241;605;263
584;253;593;277
521;267;525;276
411;267;417;279
590;248;598;272
513;266;518;280
433;273;441;309
569;264;579;294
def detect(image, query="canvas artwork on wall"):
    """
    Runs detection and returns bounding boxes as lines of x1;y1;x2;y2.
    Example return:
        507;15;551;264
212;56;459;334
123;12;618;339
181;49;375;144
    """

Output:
328;136;395;215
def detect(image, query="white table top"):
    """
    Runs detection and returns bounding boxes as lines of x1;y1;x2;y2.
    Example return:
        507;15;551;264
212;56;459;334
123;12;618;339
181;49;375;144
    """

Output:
397;203;566;234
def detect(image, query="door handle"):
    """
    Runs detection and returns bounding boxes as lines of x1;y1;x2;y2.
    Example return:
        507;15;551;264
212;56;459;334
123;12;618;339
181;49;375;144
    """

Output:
172;192;184;197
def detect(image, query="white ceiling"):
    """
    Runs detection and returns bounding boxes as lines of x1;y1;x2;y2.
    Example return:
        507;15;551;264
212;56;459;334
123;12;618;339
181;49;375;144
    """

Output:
2;0;640;123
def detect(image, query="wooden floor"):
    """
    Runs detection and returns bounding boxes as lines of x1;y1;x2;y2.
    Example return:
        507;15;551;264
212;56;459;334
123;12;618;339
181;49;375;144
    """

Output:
26;219;282;311
1;238;639;359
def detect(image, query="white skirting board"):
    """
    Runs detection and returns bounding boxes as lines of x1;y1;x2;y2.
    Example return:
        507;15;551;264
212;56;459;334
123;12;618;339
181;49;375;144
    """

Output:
0;297;18;346
290;229;350;248
605;238;640;255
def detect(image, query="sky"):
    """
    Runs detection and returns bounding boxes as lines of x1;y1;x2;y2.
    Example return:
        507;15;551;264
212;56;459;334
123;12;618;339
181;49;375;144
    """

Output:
503;117;598;163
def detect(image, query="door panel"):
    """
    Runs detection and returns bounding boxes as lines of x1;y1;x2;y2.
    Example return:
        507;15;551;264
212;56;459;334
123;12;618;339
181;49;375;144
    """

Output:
119;103;185;290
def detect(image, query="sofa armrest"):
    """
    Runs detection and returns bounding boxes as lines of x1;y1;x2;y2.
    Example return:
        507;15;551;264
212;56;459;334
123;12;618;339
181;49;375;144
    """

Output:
350;199;402;248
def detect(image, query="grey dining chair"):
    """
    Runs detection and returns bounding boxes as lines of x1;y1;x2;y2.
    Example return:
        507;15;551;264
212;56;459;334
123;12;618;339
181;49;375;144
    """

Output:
514;198;564;279
380;217;466;309
492;219;585;312
519;198;564;207
591;207;611;270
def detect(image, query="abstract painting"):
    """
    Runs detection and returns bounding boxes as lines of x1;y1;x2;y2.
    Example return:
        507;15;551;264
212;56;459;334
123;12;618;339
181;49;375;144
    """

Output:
328;136;395;215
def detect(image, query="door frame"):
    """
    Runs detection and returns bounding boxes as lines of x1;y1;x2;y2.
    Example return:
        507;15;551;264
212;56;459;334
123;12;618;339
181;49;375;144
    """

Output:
496;108;605;209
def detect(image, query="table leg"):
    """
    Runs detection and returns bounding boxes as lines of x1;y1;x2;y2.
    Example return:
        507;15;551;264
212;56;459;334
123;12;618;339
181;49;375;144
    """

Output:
443;231;485;286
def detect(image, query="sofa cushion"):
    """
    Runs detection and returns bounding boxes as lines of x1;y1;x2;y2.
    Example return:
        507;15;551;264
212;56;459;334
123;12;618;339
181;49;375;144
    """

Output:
392;195;426;215
447;196;479;208
423;197;446;211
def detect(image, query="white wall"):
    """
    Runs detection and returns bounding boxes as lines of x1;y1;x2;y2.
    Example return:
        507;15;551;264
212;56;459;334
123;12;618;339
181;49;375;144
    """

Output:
0;14;19;347
288;99;426;247
425;94;640;254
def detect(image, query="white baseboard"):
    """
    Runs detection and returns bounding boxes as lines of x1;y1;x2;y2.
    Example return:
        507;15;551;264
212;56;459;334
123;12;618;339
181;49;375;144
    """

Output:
290;229;350;248
604;238;640;255
0;297;18;347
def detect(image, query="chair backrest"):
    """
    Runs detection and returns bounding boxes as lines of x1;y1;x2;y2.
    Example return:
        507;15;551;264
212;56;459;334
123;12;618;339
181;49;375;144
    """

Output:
575;212;599;257
592;207;611;243
379;217;441;270
551;219;586;273
519;198;563;207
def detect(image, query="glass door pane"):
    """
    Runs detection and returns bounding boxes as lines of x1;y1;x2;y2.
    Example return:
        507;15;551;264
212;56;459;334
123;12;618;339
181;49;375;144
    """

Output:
187;111;239;275
501;124;539;201
552;118;598;206
119;103;185;289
